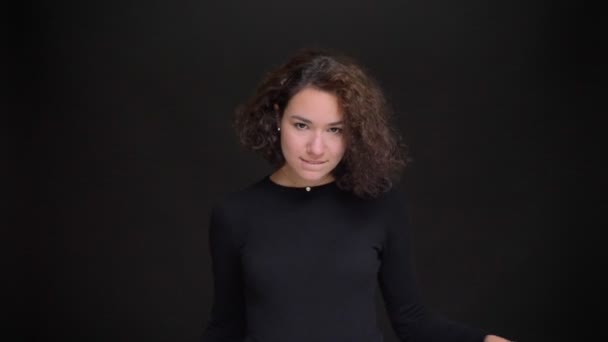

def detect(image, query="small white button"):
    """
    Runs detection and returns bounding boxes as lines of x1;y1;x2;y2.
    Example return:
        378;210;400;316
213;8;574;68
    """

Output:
305;186;311;192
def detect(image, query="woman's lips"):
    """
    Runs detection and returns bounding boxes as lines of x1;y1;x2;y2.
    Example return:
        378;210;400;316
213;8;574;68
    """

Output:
301;158;326;165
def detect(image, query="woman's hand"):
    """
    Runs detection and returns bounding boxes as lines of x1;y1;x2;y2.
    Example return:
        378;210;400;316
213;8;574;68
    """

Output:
484;334;514;342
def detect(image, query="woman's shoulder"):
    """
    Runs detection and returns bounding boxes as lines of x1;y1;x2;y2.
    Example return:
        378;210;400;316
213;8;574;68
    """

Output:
333;183;411;221
357;183;410;207
210;175;271;213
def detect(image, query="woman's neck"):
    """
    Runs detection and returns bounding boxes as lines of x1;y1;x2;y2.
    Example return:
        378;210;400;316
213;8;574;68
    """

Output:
270;166;335;188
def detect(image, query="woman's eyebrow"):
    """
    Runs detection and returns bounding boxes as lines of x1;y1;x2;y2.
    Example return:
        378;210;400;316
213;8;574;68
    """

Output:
289;115;311;123
289;115;343;126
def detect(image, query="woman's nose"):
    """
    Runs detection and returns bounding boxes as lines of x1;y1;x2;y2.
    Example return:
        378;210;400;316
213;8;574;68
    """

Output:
307;133;325;156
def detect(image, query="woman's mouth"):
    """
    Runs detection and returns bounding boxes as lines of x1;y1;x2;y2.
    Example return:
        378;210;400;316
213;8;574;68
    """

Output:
301;158;326;165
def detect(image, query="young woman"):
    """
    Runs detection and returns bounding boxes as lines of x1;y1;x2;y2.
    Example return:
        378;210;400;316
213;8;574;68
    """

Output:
201;48;513;342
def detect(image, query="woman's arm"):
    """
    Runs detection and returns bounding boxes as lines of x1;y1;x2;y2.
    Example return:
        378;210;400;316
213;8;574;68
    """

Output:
378;190;512;342
200;205;246;342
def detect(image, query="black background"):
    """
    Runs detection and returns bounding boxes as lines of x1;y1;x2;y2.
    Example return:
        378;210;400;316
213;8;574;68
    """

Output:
11;0;600;341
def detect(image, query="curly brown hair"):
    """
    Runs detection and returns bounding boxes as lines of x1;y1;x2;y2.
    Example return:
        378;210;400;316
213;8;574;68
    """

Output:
234;48;407;198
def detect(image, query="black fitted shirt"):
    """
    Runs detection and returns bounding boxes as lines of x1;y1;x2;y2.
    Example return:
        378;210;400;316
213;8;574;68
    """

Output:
201;176;486;342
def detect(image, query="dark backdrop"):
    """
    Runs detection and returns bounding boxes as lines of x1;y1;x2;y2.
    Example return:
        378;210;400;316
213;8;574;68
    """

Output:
14;0;595;341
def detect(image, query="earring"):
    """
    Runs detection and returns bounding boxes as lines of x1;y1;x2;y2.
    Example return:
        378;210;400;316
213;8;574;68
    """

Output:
277;127;281;131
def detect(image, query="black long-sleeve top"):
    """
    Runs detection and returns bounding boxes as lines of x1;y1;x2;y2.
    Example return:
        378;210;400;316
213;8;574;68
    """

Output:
201;176;486;342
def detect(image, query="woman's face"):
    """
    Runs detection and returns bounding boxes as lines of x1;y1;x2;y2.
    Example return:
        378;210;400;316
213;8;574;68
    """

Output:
277;87;346;186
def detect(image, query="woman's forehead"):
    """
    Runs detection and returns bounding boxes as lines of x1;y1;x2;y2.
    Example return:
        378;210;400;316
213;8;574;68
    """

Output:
283;88;343;123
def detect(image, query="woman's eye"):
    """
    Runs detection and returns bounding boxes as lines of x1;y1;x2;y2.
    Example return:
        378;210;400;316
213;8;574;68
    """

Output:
329;127;343;134
294;123;308;129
